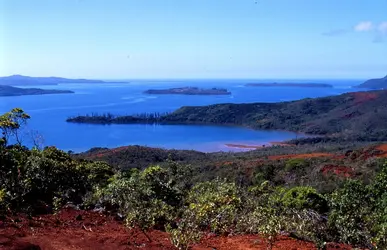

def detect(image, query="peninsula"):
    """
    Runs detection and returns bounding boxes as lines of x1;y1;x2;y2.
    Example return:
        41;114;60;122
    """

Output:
0;85;74;97
0;75;106;86
245;83;333;88
144;87;231;95
67;90;387;142
355;75;387;89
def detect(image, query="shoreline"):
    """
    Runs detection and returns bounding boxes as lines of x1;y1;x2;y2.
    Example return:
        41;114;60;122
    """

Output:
224;141;293;150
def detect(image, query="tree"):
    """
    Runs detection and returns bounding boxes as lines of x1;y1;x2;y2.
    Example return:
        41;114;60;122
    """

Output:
0;108;30;146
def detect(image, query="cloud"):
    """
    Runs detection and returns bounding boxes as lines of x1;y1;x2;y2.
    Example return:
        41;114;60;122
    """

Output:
324;21;387;43
354;21;374;32
378;22;387;34
322;29;349;37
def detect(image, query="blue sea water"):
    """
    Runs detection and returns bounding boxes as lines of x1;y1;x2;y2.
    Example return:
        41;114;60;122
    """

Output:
0;79;363;152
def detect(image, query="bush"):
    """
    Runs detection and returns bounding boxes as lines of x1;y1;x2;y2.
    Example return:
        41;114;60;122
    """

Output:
285;158;307;171
0;145;114;214
328;180;373;247
281;186;328;212
184;179;241;234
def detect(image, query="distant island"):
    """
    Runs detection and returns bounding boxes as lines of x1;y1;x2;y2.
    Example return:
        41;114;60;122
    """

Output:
246;83;333;88
0;75;106;86
355;75;387;89
144;87;231;95
0;85;74;97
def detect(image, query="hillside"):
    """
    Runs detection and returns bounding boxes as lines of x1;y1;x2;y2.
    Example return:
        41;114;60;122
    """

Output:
68;90;387;141
355;75;387;89
0;85;74;96
4;108;387;249
0;74;105;86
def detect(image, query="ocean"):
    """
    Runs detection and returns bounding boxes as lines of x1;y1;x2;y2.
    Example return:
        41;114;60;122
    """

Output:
0;79;362;152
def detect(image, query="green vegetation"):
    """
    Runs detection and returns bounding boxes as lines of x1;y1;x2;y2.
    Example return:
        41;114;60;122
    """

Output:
3;108;387;249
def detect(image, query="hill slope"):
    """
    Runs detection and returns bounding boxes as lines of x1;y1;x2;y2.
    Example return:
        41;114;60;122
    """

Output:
355;75;387;89
164;90;387;140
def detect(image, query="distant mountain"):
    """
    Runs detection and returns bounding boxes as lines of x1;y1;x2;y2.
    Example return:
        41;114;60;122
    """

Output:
0;75;105;86
0;85;74;96
355;75;387;89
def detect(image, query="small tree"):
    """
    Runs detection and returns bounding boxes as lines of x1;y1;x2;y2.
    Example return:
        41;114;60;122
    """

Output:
0;108;30;146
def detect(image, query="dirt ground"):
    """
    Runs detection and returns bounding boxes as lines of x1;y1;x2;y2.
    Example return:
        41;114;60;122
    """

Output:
0;208;353;250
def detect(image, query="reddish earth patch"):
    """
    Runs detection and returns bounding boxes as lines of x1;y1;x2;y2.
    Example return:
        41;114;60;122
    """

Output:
321;165;355;178
375;144;387;158
351;92;378;105
268;153;332;160
0;209;352;250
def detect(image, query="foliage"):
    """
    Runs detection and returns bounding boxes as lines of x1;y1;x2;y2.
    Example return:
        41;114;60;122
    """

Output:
184;179;241;234
281;186;328;212
328;180;372;246
0;108;30;145
4;109;387;249
0;144;114;214
166;212;202;250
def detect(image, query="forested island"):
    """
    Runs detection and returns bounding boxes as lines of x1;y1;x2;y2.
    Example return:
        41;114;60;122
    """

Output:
246;83;333;88
67;90;387;142
144;87;231;95
355;75;387;89
0;85;74;96
0;75;106;86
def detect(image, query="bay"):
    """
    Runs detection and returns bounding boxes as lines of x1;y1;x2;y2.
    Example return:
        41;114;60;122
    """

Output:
0;79;362;152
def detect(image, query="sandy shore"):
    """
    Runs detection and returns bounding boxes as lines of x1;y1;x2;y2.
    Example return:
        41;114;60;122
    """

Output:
225;141;292;149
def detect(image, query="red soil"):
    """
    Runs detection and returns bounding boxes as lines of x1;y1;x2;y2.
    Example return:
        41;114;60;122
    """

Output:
350;92;378;105
0;208;352;250
268;153;332;160
321;165;355;178
375;144;387;158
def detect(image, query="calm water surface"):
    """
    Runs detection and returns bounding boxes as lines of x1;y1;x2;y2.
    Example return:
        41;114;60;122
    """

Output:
0;79;362;152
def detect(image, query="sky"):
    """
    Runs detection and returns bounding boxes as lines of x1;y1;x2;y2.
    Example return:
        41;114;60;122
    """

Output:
0;0;386;79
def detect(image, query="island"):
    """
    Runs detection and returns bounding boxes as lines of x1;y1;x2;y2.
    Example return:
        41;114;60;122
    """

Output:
245;83;333;88
0;85;74;96
355;75;387;89
144;87;231;95
0;75;107;86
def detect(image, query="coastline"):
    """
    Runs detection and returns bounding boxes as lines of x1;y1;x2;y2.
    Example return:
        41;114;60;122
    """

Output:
224;141;293;150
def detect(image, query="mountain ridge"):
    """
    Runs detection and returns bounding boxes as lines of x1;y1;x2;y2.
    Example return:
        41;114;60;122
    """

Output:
0;75;106;86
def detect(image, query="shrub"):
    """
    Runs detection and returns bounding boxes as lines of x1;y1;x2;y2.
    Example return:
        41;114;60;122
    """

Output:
184;179;241;234
285;158;307;171
328;180;373;247
281;186;328;212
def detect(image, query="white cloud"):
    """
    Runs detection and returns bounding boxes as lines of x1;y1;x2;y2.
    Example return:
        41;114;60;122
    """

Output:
354;21;373;32
378;22;387;34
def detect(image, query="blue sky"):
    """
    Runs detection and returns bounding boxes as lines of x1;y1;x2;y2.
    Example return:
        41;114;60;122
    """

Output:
1;0;386;79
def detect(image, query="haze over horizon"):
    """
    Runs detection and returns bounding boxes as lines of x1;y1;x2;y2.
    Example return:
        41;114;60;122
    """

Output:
1;0;387;79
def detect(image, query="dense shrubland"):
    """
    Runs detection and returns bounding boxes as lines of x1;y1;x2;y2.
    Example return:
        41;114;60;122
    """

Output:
2;108;387;249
